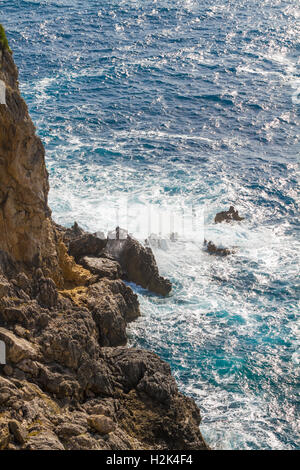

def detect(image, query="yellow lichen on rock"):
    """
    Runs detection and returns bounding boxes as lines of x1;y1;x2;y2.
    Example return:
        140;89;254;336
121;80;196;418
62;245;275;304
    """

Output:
56;241;92;288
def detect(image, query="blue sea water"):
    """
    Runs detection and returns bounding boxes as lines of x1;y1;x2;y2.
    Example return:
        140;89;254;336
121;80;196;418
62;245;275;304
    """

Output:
2;0;300;450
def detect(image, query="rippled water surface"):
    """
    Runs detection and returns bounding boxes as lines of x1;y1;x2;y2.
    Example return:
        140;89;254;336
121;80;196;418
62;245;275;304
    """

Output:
2;0;299;449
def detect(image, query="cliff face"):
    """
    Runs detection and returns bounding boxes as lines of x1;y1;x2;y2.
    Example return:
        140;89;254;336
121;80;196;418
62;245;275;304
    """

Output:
0;41;208;450
0;49;54;266
0;48;94;289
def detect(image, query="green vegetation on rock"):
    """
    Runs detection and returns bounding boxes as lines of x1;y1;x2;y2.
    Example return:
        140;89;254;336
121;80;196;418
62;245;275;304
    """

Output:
0;24;11;53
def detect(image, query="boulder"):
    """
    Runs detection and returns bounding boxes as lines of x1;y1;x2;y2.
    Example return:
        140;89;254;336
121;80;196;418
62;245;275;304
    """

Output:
214;206;244;223
55;422;86;439
25;431;65;450
87;415;116;435
0;327;37;363
9;420;27;444
79;256;122;280
105;234;172;296
63;223;107;262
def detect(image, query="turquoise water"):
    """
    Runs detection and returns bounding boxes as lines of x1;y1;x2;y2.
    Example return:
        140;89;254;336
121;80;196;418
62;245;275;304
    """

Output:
2;0;299;449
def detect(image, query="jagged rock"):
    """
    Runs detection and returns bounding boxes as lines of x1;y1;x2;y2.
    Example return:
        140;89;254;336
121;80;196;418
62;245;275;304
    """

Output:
214;205;244;223
69;234;107;262
25;431;65;450
87;415;116;435
137;371;178;405
0;305;28;325
62;223;107;262
0;250;18;279
40;307;99;369
0;274;10;297
60;221;85;242
83;399;116;418
55;422;86;439
13;273;32;294
80;256;122;280
0;327;37;363
35;275;58;308
86;280;140;346
101;347;173;392
105;234;172;296
9;419;27;444
65;433;102;450
0;419;10;450
0;49;56;272
204;240;234;256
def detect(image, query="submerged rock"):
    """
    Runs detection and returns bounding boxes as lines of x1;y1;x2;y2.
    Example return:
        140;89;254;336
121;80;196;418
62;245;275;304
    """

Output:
215;206;244;223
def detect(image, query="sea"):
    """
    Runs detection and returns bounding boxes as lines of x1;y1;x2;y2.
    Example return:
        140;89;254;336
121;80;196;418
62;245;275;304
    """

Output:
2;0;299;450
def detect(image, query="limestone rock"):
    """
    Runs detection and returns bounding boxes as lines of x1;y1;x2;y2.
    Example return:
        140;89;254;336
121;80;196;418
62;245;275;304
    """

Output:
87;415;116;435
86;279;140;346
0;327;37;363
106;234;172;296
9;419;27;444
0;419;10;450
0;274;11;297
55;422;86;439
34;275;58;308
61;222;107;262
137;371;178;405
69;234;107;262
80;256;122;280
25;431;64;451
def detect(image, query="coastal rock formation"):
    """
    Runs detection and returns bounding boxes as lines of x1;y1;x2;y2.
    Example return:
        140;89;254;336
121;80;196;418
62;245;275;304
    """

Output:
204;240;234;257
105;234;172;296
0;33;207;450
214;206;244;224
61;222;107;263
62;224;172;296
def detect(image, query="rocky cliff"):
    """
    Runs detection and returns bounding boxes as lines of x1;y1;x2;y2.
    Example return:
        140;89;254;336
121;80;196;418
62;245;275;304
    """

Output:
0;34;208;450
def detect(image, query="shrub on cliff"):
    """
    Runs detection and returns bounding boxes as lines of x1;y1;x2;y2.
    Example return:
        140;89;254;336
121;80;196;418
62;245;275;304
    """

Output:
0;24;11;53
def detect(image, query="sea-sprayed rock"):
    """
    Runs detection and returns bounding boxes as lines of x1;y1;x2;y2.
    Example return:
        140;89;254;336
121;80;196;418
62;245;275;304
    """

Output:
105;233;172;296
204;240;234;257
63;223;107;263
215;206;244;223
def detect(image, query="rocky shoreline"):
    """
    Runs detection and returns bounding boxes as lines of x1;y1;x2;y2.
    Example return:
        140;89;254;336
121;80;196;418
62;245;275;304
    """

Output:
0;35;208;450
